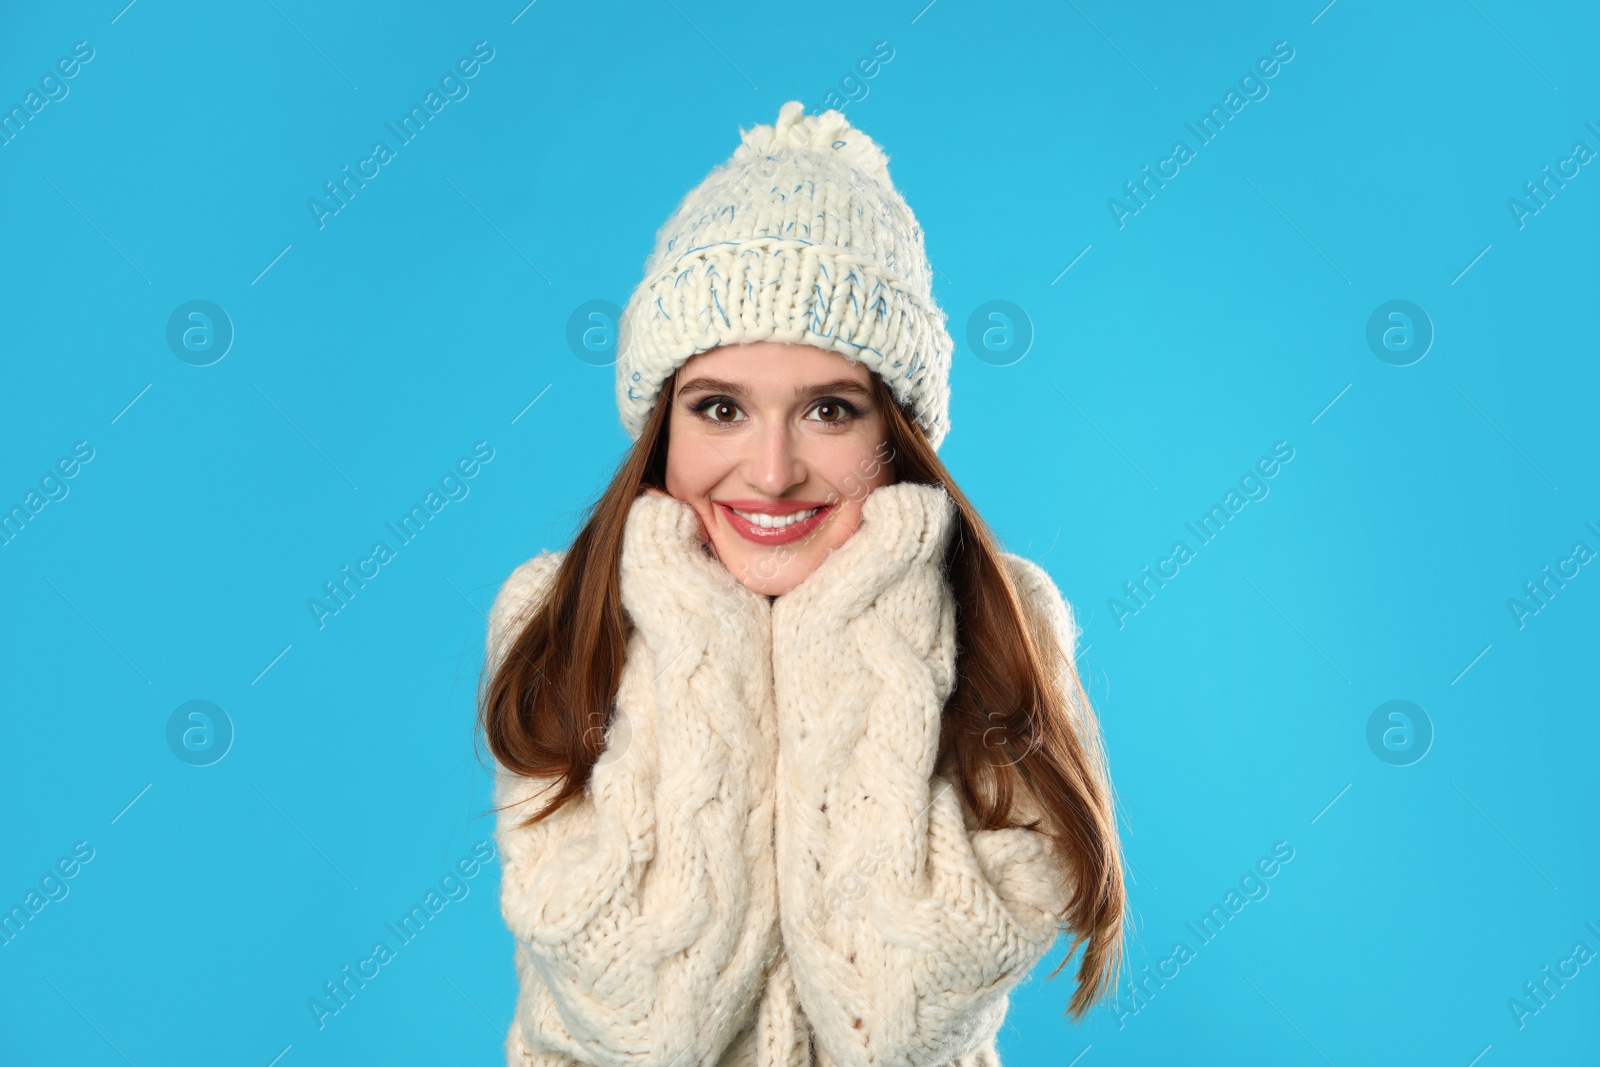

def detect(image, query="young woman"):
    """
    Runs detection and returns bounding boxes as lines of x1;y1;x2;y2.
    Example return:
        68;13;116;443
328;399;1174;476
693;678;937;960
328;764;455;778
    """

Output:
479;102;1126;1067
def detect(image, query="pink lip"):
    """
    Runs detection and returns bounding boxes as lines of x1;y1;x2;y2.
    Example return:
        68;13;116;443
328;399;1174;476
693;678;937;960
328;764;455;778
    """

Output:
714;500;834;546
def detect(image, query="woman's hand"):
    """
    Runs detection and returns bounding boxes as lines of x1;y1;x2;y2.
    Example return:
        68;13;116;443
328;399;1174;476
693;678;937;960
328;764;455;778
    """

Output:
493;486;784;1066
770;481;959;777
637;486;701;538
621;488;752;648
637;486;722;564
766;481;1068;1067
776;481;954;617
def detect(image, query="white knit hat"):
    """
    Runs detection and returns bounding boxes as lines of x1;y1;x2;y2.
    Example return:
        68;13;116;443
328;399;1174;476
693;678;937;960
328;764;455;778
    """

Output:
615;100;954;450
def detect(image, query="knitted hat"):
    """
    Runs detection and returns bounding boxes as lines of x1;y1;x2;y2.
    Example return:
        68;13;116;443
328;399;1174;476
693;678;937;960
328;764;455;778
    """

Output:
615;100;954;450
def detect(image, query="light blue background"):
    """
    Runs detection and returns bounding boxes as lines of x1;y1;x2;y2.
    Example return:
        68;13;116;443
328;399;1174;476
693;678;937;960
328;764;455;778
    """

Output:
2;1;1596;1063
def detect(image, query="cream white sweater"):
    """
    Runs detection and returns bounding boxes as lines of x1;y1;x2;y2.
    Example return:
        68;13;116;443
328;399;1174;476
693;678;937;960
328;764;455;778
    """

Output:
487;483;1092;1067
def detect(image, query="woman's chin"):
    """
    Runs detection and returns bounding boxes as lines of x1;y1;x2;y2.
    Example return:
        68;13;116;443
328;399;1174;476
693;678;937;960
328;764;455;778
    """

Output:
714;542;821;596
702;500;864;596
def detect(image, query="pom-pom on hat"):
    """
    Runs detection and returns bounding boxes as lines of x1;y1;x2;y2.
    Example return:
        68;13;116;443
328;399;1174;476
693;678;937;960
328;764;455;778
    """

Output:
615;100;954;450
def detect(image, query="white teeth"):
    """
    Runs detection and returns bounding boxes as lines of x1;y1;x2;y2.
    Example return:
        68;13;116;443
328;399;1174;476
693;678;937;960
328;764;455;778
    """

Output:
729;506;820;529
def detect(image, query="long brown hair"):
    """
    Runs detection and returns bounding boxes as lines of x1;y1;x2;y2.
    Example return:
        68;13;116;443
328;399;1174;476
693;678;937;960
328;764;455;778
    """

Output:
477;367;1127;1019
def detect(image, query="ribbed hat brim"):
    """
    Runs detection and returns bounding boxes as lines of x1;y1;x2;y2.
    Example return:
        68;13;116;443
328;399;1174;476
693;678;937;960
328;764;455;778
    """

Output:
617;236;952;450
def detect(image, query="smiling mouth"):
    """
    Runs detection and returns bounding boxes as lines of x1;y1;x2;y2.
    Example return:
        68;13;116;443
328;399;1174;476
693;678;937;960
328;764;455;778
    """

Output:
727;505;821;529
713;501;834;544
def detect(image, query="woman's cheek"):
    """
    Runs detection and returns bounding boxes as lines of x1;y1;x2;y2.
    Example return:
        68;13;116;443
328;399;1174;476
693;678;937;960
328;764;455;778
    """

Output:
824;502;865;550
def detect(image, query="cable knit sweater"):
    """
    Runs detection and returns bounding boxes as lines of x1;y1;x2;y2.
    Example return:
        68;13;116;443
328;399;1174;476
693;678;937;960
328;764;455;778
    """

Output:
486;483;1092;1067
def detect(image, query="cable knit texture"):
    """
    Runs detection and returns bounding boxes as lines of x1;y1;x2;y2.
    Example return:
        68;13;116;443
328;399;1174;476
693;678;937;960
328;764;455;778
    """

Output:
489;491;782;1067
487;486;1086;1067
615;100;955;450
769;483;1073;1067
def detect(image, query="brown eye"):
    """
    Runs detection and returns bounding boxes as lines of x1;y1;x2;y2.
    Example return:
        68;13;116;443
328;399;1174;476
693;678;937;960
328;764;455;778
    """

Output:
808;398;861;425
693;397;745;425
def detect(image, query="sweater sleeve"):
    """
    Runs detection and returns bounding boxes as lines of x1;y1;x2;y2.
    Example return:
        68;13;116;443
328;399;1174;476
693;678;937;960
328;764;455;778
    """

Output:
769;483;1075;1067
487;496;783;1067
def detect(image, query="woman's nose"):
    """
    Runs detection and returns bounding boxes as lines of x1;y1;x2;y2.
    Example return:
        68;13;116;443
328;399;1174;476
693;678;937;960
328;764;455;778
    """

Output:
745;415;805;496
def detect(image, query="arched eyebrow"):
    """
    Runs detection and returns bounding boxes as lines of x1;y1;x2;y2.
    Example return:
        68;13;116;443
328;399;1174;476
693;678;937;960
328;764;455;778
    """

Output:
675;375;872;401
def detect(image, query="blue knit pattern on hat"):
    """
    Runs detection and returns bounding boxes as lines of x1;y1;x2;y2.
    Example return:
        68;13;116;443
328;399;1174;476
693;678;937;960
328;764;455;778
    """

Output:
616;100;954;451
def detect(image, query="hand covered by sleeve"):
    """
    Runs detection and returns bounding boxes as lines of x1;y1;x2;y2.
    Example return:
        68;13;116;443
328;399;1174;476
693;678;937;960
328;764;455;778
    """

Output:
769;482;1072;1067
490;490;783;1067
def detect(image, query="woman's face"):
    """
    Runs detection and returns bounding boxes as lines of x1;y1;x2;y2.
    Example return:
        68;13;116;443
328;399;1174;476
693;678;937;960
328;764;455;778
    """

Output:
663;341;896;596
